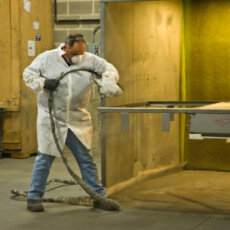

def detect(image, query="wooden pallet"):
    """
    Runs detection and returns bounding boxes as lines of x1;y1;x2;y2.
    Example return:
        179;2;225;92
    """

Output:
1;152;37;159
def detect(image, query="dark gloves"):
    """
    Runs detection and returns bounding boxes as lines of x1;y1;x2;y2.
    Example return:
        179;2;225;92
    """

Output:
44;79;60;91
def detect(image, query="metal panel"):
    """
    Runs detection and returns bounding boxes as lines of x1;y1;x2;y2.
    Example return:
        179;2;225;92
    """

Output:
100;2;106;182
101;0;163;2
146;101;218;107
190;114;230;137
100;2;105;58
162;113;170;132
121;112;130;131
0;108;5;157
98;107;230;114
98;104;230;134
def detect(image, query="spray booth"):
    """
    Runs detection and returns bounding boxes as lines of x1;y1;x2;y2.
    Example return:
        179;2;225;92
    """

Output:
99;0;230;192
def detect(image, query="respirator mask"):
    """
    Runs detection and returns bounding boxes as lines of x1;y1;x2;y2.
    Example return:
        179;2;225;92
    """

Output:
71;55;83;65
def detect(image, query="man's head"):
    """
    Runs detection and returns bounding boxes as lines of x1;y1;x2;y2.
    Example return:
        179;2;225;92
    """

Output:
64;33;86;57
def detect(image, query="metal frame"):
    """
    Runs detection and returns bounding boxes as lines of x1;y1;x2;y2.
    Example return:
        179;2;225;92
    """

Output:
101;0;164;2
98;106;230;132
98;0;230;186
98;101;230;186
100;2;105;58
99;0;230;186
100;2;106;185
99;0;230;187
146;101;218;107
0;108;5;157
98;107;230;114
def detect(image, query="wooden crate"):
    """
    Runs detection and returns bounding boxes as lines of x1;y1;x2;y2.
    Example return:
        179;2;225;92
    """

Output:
0;0;53;158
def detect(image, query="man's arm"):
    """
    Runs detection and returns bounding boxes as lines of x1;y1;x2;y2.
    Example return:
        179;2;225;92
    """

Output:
23;53;46;94
90;54;122;97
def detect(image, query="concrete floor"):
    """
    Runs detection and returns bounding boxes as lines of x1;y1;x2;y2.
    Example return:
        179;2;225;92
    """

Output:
1;153;230;230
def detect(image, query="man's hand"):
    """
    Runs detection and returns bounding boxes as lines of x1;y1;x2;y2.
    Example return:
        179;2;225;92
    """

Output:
44;79;60;91
99;76;123;97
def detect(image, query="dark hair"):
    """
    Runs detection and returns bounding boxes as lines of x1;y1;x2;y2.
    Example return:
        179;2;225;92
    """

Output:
65;33;86;48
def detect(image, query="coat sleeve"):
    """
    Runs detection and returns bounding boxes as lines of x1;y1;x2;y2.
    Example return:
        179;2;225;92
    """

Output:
89;54;119;83
88;53;122;97
23;53;46;94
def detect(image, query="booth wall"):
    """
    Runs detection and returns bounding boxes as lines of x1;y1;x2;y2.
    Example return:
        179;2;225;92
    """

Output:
183;0;230;170
104;0;183;187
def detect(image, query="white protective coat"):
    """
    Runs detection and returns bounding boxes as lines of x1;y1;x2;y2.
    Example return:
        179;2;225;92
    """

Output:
23;45;119;157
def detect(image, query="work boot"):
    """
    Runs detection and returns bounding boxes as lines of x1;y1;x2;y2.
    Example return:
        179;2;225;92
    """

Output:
93;197;120;211
93;200;101;209
27;199;44;212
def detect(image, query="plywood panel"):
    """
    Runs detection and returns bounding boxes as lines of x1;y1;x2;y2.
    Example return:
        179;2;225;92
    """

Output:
105;2;133;106
105;0;182;187
105;3;134;185
0;0;12;99
0;0;21;150
0;0;21;99
106;1;182;106
0;0;53;157
19;0;53;156
11;0;21;99
106;114;134;185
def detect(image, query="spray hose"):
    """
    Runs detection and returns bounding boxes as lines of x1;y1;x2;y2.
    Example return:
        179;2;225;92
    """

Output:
55;68;123;95
11;69;121;211
48;68;120;211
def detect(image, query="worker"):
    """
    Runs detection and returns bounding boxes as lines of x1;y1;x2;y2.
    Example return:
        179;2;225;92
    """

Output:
23;33;122;212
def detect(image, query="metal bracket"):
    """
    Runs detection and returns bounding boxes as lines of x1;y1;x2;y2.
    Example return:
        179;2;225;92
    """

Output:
162;113;171;131
121;112;129;131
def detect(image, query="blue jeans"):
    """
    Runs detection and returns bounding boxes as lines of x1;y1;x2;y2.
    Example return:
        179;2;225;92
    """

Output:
28;129;105;200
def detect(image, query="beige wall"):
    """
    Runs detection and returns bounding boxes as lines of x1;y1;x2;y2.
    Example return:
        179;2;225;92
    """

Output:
53;0;100;47
104;0;183;187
